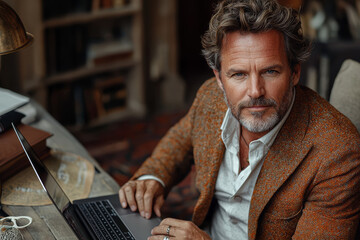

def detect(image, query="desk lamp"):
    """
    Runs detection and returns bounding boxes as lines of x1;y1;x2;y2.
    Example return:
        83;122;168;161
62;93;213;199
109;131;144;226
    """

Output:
0;0;33;68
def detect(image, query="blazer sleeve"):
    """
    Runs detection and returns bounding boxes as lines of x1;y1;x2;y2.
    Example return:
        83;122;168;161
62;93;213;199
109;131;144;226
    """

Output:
293;140;360;239
131;80;210;193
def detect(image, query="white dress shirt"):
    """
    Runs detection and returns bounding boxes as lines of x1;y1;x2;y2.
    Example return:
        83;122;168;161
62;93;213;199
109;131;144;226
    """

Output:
208;93;295;239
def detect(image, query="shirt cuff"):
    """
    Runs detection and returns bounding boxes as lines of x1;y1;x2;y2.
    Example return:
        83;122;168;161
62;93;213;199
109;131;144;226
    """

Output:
137;175;165;188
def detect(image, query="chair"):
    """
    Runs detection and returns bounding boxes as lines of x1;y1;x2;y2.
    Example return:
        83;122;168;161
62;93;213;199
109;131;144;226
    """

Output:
329;59;360;133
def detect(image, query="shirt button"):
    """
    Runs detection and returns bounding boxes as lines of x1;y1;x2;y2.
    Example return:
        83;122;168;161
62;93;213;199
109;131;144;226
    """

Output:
230;217;239;224
234;196;242;202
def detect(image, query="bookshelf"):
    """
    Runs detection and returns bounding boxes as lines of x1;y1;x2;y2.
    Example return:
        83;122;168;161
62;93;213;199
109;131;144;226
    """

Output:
3;0;145;129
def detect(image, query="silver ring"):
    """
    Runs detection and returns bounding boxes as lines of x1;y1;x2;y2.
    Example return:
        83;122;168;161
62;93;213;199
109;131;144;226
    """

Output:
163;236;169;240
166;225;171;235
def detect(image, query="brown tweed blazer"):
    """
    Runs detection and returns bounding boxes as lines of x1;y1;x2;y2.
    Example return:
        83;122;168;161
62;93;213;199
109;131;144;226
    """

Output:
133;78;360;239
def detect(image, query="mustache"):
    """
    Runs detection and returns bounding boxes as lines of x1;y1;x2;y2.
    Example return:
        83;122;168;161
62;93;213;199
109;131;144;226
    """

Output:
238;97;277;109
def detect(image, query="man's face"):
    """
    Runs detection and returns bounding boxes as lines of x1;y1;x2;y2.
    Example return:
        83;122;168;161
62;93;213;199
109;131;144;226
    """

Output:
214;30;300;133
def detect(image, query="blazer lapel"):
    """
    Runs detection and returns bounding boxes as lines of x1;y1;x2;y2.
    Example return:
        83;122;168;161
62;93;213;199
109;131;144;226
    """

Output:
248;87;314;239
192;93;227;226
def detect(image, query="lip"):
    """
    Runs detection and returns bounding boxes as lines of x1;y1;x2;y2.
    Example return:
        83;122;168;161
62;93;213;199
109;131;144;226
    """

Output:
246;106;270;111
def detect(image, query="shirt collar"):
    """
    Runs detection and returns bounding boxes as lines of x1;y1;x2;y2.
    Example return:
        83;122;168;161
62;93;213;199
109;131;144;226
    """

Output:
220;90;296;150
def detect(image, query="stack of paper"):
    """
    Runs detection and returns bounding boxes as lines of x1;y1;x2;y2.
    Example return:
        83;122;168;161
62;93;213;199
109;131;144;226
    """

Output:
0;88;29;116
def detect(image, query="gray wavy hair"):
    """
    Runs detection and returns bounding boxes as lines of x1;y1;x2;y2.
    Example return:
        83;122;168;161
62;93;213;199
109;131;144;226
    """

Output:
201;0;311;72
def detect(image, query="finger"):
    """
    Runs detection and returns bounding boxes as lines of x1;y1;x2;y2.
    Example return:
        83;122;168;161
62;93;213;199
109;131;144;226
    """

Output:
135;182;145;217
153;195;164;218
123;182;137;211
160;218;178;226
119;182;135;208
118;188;127;208
148;235;173;240
151;224;176;237
143;188;155;219
160;218;190;228
156;219;210;240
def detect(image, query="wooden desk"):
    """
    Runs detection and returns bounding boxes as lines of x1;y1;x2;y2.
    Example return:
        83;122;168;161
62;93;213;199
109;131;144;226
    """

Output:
2;100;120;239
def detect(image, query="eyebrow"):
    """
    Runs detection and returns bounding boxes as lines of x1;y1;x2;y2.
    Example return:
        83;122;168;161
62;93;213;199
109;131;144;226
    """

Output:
225;64;284;77
263;64;283;71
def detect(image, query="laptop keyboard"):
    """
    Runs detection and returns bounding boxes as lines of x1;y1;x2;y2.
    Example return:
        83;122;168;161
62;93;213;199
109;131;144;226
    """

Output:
78;200;135;240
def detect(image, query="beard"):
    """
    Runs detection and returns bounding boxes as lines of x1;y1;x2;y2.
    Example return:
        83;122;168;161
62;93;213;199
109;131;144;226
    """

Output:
222;81;294;133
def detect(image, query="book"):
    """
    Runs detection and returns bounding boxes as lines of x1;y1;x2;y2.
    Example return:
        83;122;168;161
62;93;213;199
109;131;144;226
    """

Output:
100;0;113;9
83;87;99;121
73;85;86;126
113;0;127;8
92;0;101;11
0;124;52;181
93;75;127;113
86;40;133;67
0;111;25;133
92;88;107;117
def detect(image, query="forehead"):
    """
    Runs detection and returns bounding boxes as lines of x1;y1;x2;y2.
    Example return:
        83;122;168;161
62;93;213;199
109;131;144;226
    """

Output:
221;30;288;67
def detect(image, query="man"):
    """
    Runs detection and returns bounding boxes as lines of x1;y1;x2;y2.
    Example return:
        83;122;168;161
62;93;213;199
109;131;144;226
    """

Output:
119;0;360;239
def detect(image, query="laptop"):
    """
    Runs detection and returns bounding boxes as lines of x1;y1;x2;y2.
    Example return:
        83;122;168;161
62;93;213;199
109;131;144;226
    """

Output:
12;123;161;240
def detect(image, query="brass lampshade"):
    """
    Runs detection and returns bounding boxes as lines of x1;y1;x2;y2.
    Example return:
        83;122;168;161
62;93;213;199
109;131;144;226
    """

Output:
0;0;33;55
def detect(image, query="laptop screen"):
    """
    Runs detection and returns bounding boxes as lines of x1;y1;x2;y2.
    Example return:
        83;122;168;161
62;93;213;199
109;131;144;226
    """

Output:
12;123;71;213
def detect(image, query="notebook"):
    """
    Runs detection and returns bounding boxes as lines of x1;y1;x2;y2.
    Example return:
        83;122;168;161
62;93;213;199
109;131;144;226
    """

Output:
12;123;161;240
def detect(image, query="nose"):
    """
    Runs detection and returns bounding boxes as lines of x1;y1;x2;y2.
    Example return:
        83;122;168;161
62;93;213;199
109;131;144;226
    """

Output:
247;74;265;99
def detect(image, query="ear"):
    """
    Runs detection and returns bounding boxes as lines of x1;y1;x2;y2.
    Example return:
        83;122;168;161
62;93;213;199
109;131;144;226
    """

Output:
213;69;224;91
292;64;301;86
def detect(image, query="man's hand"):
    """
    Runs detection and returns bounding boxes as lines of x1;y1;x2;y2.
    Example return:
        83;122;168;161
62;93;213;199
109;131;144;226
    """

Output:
149;218;211;240
119;179;165;219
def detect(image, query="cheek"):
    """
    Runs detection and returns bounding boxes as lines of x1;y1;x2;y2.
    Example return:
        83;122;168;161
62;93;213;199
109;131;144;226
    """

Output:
223;83;246;104
264;80;291;103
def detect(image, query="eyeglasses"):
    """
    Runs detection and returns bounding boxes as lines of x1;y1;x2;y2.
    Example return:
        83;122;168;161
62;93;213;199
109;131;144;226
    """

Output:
0;216;32;231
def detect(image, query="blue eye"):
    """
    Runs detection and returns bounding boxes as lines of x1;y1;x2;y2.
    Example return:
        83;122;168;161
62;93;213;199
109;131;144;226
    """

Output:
266;70;277;74
232;72;246;79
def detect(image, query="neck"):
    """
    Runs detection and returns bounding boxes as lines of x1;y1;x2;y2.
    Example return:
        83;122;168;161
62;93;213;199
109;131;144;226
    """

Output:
241;126;269;144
